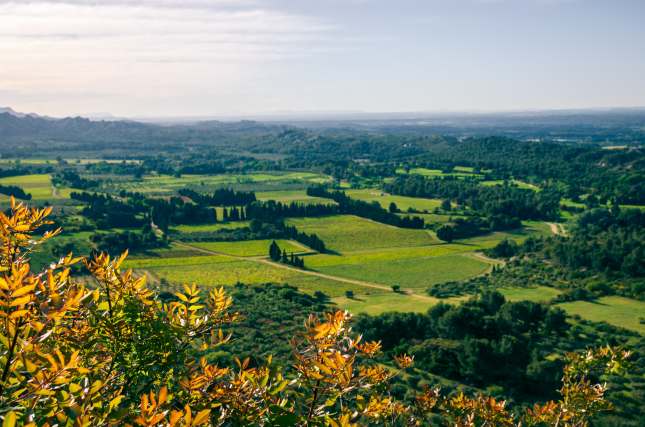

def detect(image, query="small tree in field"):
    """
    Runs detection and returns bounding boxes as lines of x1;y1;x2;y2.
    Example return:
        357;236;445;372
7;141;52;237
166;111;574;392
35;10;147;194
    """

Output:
0;198;631;426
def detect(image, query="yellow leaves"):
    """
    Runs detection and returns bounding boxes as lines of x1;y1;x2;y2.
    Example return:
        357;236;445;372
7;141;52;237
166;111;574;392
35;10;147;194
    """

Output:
309;310;351;341
356;340;381;357
394;353;414;369
1;411;16;427
326;413;357;427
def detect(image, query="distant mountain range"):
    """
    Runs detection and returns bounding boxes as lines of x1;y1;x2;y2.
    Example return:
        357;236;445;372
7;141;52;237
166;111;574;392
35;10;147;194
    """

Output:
1;106;644;149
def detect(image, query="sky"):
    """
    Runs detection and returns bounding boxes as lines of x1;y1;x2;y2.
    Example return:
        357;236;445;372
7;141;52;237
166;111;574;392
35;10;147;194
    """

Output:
1;0;644;118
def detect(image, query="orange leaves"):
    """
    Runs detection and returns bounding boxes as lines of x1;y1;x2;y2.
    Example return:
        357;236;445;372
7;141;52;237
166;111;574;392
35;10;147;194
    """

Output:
0;198;58;266
393;353;414;369
356;340;381;357
308;310;351;341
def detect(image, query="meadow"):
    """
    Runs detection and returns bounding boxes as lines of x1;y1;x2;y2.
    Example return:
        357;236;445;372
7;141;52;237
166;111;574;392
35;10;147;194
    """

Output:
113;171;333;194
256;189;337;205
0;174;59;200
396;167;484;179
286;215;437;253
345;189;444;212
557;296;645;335
190;239;305;257
498;286;562;303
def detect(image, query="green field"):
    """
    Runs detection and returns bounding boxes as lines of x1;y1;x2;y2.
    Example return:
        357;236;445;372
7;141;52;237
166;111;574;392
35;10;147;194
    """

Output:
127;254;358;297
557;296;645;335
498;286;562;303
396;167;483;179
286;215;437;253
318;253;490;290
190;239;305;257
256;190;336;205
0;174;54;200
170;222;250;233
115;172;332;194
346;189;444;212
480;179;540;191
0;173;77;201
333;292;439;315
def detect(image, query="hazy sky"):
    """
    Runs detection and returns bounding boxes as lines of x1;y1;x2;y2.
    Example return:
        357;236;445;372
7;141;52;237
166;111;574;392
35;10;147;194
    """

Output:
1;0;644;117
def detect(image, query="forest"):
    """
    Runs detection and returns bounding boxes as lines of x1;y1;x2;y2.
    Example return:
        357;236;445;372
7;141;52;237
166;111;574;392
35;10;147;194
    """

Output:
0;111;643;425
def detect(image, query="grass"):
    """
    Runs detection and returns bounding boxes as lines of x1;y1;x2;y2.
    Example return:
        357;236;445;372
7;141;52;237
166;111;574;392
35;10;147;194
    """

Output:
480;180;539;191
170;222;250;233
256;190;336;205
333;292;439;315
345;189;444;212
332;292;464;315
286;215;437;253
115;172;332;195
557;296;645;335
317;253;491;290
498;286;562;303
0;174;75;201
130;256;360;297
190;239;305;257
397;167;483;179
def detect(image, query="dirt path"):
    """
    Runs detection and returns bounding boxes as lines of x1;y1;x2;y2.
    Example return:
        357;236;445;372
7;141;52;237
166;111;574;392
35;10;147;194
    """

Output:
173;241;437;302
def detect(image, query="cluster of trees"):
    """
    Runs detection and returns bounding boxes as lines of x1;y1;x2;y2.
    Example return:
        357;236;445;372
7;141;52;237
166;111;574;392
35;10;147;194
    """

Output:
245;199;338;221
356;291;570;399
416;137;644;204
0;184;31;200
221;206;247;221
436;215;521;242
385;175;561;221
53;169;99;189
70;191;217;231
175;218;327;253
0;198;635;426
307;186;425;229
486;207;644;279
0;166;37;178
546;208;644;277
178;188;256;206
90;224;166;255
71;191;145;228
269;240;305;268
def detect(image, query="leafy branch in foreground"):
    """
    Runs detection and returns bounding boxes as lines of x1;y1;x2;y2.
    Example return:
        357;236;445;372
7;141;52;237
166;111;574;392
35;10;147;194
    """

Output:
0;198;631;426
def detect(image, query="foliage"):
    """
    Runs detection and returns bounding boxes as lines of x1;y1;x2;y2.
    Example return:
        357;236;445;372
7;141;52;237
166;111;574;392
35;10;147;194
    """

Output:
0;199;632;426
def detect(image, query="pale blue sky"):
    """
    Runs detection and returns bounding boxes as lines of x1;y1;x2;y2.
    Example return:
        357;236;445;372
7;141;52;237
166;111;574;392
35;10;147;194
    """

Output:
1;0;643;117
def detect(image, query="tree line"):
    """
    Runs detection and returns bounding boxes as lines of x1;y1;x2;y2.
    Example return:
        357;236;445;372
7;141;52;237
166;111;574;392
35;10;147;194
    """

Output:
269;240;305;268
179;188;256;206
306;186;425;229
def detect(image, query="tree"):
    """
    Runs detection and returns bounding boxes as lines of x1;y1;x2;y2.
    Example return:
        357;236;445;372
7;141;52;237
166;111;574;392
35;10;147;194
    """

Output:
392;284;401;293
345;290;355;299
0;198;630;426
436;225;455;242
389;202;398;213
441;199;452;211
269;240;281;261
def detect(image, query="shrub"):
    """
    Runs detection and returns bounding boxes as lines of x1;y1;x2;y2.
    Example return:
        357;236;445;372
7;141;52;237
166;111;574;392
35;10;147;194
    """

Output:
0;198;631;426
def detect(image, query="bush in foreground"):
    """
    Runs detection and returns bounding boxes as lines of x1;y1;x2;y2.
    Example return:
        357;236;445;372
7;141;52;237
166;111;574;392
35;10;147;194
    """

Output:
0;199;631;426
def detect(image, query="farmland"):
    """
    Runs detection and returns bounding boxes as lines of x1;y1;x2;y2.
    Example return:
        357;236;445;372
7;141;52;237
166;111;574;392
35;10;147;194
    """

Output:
557;296;645;335
286;215;437;252
110;171;333;195
0;174;63;201
345;189;444;211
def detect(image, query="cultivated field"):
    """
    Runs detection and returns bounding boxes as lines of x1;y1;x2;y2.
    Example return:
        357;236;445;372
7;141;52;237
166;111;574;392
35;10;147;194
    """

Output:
346;189;445;212
113;172;333;195
286;215;437;253
557;296;645;335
